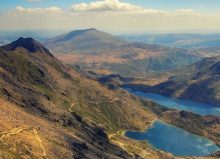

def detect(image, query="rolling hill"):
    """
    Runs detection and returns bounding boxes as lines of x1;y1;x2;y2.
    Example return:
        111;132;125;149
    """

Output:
45;29;201;77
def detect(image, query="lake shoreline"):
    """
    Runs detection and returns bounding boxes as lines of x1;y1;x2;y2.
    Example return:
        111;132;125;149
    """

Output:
122;85;220;108
123;87;220;116
124;120;220;157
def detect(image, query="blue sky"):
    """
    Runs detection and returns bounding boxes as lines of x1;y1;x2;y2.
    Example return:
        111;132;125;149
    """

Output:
0;0;220;33
1;0;89;10
128;0;220;12
1;0;220;12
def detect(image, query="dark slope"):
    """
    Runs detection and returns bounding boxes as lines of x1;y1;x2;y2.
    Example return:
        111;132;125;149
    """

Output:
2;37;52;55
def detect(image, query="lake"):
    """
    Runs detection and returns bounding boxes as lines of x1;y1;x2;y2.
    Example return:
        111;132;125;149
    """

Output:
123;87;220;116
125;120;220;157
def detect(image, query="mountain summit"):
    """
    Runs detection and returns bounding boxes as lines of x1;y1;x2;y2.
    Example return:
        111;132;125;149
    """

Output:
2;37;52;55
53;28;98;42
45;28;125;54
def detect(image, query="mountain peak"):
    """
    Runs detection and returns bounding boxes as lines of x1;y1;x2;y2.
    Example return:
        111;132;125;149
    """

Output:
45;28;126;53
85;28;97;31
1;37;52;56
58;28;100;42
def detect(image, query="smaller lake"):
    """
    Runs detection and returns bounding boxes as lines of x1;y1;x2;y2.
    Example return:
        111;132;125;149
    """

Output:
125;121;220;157
123;87;220;116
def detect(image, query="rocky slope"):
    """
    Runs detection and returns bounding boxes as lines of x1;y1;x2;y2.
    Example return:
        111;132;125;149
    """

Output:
0;37;147;159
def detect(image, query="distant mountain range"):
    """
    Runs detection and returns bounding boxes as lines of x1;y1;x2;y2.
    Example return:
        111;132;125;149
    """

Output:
45;29;201;77
120;33;220;49
0;30;64;45
196;46;220;57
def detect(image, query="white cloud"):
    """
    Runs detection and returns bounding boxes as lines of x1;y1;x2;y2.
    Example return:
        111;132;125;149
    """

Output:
176;9;201;16
71;0;166;16
15;6;62;14
0;1;220;33
26;0;42;2
71;0;143;12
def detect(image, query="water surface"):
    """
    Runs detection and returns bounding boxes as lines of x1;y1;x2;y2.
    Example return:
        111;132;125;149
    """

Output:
124;87;220;116
125;121;220;157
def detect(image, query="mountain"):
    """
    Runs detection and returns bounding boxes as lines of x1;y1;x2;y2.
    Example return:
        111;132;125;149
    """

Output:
2;37;51;55
196;46;220;57
1;37;220;159
45;29;201;77
45;28;125;54
124;55;220;105
120;33;220;49
0;37;179;159
0;37;131;158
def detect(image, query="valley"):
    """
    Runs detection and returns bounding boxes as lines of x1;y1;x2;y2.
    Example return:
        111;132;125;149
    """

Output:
121;55;220;105
123;88;220;116
1;31;220;159
69;29;220;158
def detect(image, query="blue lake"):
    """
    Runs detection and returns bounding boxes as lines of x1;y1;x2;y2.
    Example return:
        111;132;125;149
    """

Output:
123;87;220;116
125;120;220;157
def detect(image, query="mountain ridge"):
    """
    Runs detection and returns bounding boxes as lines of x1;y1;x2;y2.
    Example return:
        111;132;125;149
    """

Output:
0;37;161;158
2;37;52;56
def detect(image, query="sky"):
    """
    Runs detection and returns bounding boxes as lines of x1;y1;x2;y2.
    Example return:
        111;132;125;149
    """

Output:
0;0;220;33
